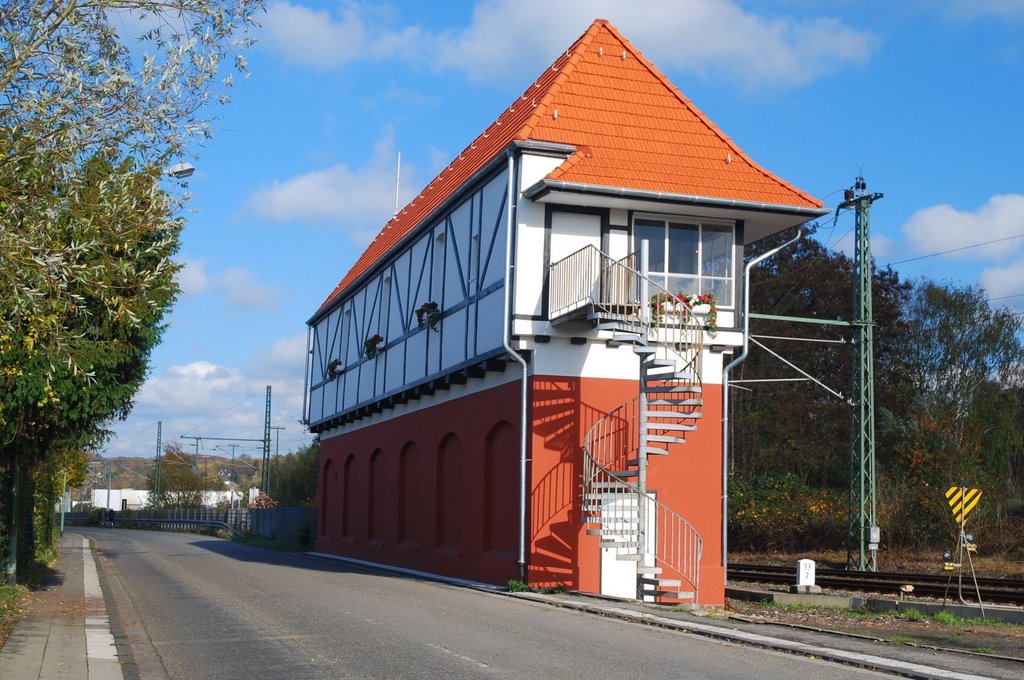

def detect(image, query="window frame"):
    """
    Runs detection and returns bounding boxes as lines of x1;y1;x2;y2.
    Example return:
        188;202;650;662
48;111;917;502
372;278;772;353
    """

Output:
632;213;736;309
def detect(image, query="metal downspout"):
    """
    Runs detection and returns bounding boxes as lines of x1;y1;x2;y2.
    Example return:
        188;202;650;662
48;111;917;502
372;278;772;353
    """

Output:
721;229;802;579
503;150;530;584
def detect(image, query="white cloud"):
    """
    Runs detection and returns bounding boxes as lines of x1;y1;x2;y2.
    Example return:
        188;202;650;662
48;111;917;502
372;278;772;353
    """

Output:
219;267;281;309
252;333;309;380
980;256;1024;303
105;352;314;457
177;257;209;294
900;194;1024;262
260;1;421;69
177;259;280;310
433;0;874;90
242;132;420;244
260;0;874;90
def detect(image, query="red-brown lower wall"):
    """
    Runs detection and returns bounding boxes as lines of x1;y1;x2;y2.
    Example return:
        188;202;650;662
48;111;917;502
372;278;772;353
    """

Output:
316;374;725;604
317;380;523;585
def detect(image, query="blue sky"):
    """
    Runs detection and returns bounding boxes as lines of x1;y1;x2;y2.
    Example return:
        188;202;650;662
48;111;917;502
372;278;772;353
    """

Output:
101;0;1024;459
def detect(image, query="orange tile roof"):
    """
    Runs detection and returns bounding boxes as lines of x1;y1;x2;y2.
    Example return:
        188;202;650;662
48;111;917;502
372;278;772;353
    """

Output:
317;19;822;313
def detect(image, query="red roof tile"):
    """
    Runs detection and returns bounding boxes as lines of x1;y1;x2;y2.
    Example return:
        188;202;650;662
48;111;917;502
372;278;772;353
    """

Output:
317;19;821;312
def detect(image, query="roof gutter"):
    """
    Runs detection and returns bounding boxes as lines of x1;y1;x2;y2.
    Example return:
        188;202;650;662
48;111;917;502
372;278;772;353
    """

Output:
721;227;803;580
523;179;831;219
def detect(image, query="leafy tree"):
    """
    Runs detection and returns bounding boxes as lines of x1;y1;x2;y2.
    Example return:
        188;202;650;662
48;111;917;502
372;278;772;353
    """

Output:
879;282;1024;547
148;443;214;509
0;0;262;580
271;441;320;507
730;225;911;488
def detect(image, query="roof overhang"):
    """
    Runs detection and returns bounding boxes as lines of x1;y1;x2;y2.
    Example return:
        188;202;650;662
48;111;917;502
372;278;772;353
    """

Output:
523;179;830;243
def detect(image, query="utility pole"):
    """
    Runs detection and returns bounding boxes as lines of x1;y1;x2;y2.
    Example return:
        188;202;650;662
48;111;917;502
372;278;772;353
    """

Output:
270;425;285;494
262;386;272;493
178;384;274;499
154;421;162;508
840;176;883;572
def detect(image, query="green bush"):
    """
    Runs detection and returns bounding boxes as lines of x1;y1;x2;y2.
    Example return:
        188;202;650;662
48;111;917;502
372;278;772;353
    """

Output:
729;473;846;551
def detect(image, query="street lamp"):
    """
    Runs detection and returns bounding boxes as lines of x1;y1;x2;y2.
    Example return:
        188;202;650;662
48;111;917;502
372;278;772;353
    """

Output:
167;162;195;178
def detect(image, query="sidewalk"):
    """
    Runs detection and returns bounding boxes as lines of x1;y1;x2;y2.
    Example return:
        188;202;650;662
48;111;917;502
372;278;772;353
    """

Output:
0;532;124;680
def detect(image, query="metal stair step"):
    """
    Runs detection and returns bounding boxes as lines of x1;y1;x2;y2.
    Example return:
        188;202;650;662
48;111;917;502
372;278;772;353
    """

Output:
608;469;639;479
615;553;643;562
647;396;702;406
645;424;697;434
600;540;639;548
636;566;663;575
586;491;636;499
639;446;670;456
583;505;639;514
643;385;702;394
595;322;641;332
644;373;696;383
584;502;638;511
633;346;657;355
610;332;643;343
587;528;639;537
647;358;677;367
644;434;686;444
588;482;633;491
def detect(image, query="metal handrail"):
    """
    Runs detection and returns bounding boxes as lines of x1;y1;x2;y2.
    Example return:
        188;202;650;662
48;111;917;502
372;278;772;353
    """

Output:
549;245;705;380
552;244;706;601
582;397;703;601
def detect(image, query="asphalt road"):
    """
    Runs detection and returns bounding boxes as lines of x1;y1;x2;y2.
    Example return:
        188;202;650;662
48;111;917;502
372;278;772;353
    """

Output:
86;529;895;679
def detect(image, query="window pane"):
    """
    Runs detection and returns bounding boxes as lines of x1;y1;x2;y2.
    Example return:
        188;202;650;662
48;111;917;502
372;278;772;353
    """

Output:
634;219;665;272
667;222;699;275
704;277;732;306
666;274;698;297
701;225;732;278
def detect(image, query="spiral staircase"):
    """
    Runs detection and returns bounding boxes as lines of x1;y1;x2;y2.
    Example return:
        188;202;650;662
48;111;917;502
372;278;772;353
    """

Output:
550;245;705;604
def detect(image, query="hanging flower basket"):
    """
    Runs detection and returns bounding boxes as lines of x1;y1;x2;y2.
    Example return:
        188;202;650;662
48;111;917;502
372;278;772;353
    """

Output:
364;334;384;358
416;301;442;331
649;292;718;334
326;358;342;380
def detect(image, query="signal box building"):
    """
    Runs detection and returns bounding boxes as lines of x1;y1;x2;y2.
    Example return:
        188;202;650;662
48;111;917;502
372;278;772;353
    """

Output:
305;19;827;606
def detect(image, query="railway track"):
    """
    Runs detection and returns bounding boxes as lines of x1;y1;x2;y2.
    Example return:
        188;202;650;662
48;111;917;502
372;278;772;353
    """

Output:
727;563;1024;606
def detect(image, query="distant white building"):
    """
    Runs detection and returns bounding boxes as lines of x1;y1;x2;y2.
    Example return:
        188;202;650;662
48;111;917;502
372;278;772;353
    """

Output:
89;487;252;510
91;488;150;510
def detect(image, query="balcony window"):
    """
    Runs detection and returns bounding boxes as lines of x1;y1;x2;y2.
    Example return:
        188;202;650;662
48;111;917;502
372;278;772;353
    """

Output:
633;215;734;307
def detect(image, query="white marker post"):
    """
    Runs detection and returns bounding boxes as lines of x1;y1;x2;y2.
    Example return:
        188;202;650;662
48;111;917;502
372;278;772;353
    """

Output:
792;558;822;594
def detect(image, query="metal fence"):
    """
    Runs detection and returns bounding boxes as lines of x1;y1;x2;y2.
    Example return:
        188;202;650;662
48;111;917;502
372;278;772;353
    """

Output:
58;506;316;547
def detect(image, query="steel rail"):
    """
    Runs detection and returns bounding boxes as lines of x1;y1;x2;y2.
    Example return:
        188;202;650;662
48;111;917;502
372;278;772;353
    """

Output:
728;563;1024;606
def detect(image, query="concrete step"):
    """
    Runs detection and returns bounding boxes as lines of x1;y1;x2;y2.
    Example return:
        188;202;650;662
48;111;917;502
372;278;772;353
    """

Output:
615;553;643;562
639;446;670;456
636;566;663;575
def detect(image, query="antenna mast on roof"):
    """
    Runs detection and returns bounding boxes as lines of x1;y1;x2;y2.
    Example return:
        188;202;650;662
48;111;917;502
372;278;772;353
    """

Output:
394;152;401;216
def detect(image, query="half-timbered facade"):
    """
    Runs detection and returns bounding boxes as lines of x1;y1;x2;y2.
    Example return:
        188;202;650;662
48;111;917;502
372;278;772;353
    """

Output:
305;19;828;606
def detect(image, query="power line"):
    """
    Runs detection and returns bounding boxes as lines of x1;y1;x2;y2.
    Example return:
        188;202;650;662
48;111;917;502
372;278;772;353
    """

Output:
179;390;263;437
884;232;1024;267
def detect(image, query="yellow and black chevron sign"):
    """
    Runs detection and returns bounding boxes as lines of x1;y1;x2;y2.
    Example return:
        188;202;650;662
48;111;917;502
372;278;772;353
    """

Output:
945;486;981;524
